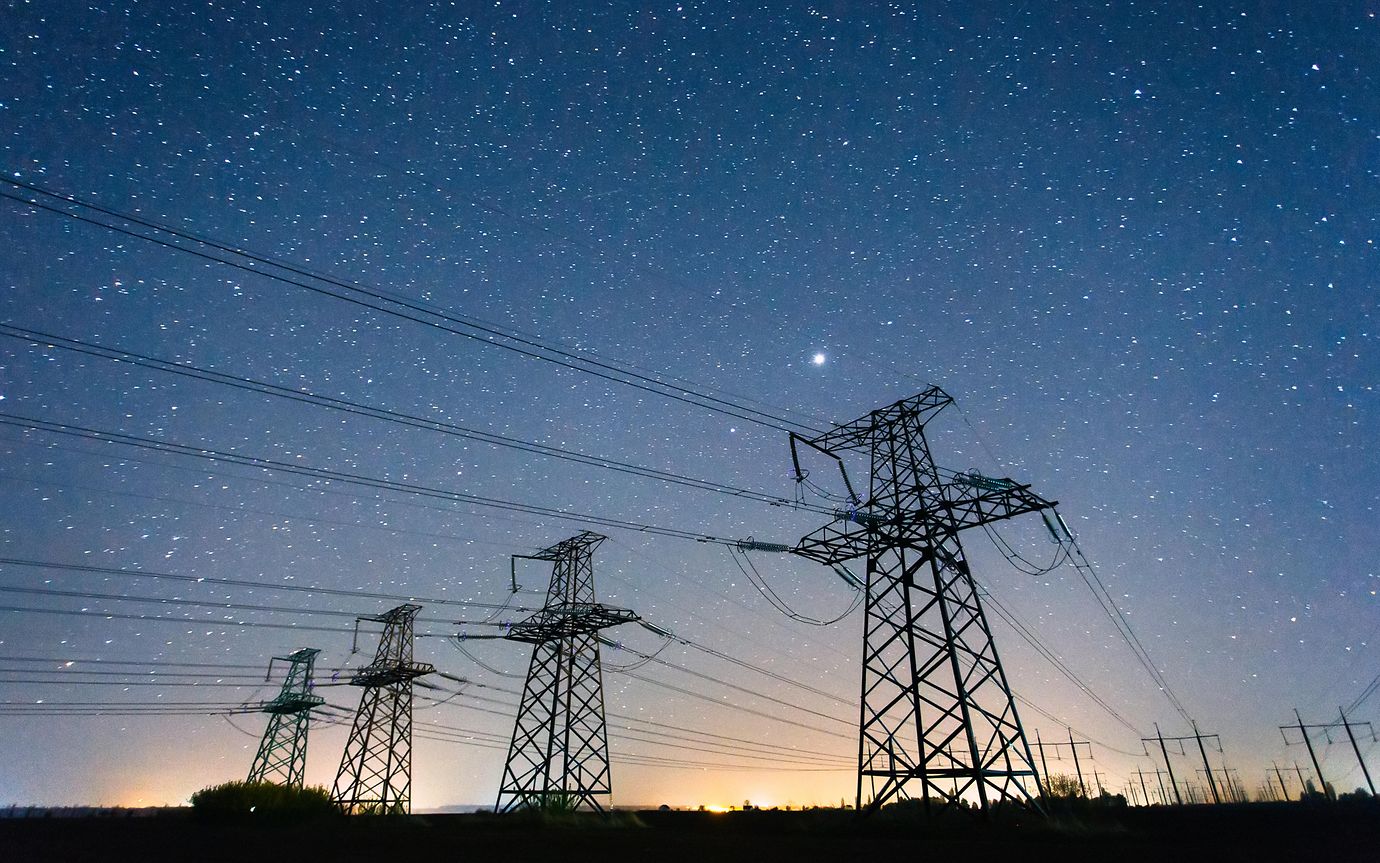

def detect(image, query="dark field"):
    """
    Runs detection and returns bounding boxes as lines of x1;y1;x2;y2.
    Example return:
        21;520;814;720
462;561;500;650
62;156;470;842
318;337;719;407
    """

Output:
2;802;1377;863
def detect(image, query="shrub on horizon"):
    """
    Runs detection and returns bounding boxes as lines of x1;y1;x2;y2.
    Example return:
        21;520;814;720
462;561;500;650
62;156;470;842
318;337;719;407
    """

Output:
189;781;337;819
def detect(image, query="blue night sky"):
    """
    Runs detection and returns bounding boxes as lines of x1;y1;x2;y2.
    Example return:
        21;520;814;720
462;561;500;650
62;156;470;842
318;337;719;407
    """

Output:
0;1;1376;807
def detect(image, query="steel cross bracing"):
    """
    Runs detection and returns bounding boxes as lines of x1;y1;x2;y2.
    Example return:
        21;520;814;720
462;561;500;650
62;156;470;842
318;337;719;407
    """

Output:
246;647;325;788
788;388;1054;814
496;532;638;813
332;604;435;814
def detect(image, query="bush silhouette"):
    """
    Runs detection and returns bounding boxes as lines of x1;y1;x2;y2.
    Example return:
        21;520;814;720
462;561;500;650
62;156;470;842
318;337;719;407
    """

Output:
190;781;337;819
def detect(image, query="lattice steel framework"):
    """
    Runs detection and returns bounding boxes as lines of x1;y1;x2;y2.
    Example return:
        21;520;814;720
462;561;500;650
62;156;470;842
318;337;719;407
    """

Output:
247;647;325;787
789;387;1054;814
496;531;638;813
332;604;435;814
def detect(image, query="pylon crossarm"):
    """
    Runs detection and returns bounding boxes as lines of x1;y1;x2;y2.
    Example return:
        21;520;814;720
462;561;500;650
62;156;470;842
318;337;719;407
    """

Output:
261;693;326;714
937;482;1057;530
349;661;436;687
504;602;639;643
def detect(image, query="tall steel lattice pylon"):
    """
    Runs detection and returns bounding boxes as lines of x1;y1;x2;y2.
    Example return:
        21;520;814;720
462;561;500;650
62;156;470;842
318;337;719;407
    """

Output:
789;388;1055;814
246;647;325;787
496;531;639;813
332;604;435;814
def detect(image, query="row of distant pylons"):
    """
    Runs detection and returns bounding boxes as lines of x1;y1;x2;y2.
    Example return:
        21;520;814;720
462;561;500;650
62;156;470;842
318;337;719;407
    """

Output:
246;530;635;815
241;387;1107;815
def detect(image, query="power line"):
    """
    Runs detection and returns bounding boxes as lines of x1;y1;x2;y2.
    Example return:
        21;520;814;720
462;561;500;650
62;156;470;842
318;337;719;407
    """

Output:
0;668;266;679
416;692;853;768
0;413;742;546
602;636;850;724
0;429;563;539
0;678;269;688
0;582;497;628
283;126;838;433
423;682;853;765
980;589;1143;736
0;655;271;670
0;556;527;613
0;324;828;515
0;176;822;436
1060;529;1193;724
0;603;361;635
615;668;853;742
0;469;518;552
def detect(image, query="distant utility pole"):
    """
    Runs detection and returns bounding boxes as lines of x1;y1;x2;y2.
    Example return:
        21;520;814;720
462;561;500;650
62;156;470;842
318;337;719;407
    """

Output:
1292;761;1311;796
1150;767;1172;805
1225;768;1247;803
1135;766;1152;806
1337;707;1376;796
1199;768;1243;803
1144;724;1184;805
1032;730;1093;796
1090;770;1107;798
1271;761;1291;802
1143;722;1223;803
332;604;435;814
247;647;324;788
1279;709;1336;801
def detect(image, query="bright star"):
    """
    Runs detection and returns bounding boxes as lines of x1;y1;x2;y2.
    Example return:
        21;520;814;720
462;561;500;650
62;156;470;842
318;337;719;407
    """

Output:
811;352;827;366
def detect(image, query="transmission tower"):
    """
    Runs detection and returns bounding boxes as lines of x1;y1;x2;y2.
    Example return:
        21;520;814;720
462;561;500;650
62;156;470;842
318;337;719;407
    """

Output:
495;531;638;813
332;604;435;814
246;647;325;787
786;388;1054;813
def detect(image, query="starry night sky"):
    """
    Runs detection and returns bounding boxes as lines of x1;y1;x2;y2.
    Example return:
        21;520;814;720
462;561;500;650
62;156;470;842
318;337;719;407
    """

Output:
1;1;1376;808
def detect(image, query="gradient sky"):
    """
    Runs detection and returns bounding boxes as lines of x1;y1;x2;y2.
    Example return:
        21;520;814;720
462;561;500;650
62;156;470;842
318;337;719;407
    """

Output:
1;1;1376;808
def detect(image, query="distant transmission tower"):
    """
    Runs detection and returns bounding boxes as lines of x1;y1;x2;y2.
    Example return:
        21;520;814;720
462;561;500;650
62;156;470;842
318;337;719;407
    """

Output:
332;604;435;814
495;531;638;813
787;388;1054;813
247;647;325;787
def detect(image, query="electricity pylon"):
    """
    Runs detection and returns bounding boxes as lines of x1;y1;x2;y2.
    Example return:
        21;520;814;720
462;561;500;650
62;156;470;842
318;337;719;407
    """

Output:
332;604;435;814
247;647;325;787
787;388;1054;814
495;531;638;813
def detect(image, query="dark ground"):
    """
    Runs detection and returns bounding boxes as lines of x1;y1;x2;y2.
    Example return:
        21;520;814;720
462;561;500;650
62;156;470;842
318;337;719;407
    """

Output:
2;802;1376;862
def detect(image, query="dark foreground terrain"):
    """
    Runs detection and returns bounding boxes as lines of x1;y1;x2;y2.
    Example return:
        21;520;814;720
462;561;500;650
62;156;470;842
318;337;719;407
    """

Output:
2;801;1376;863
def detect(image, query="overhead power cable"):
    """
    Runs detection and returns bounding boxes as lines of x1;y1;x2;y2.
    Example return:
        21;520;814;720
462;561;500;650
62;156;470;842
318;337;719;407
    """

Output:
614;668;852;741
1058;525;1193;724
600;636;850;727
633;621;851;705
0;413;741;546
0;431;563;540
980;590;1142;736
0;325;827;515
0;603;360;636
728;546;863;626
0;556;525;613
0;678;268;688
0;655;271;670
416;688;853;767
0;667;265;679
1347;671;1380;714
0;176;822;436
0;467;519;552
0;582;486;628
